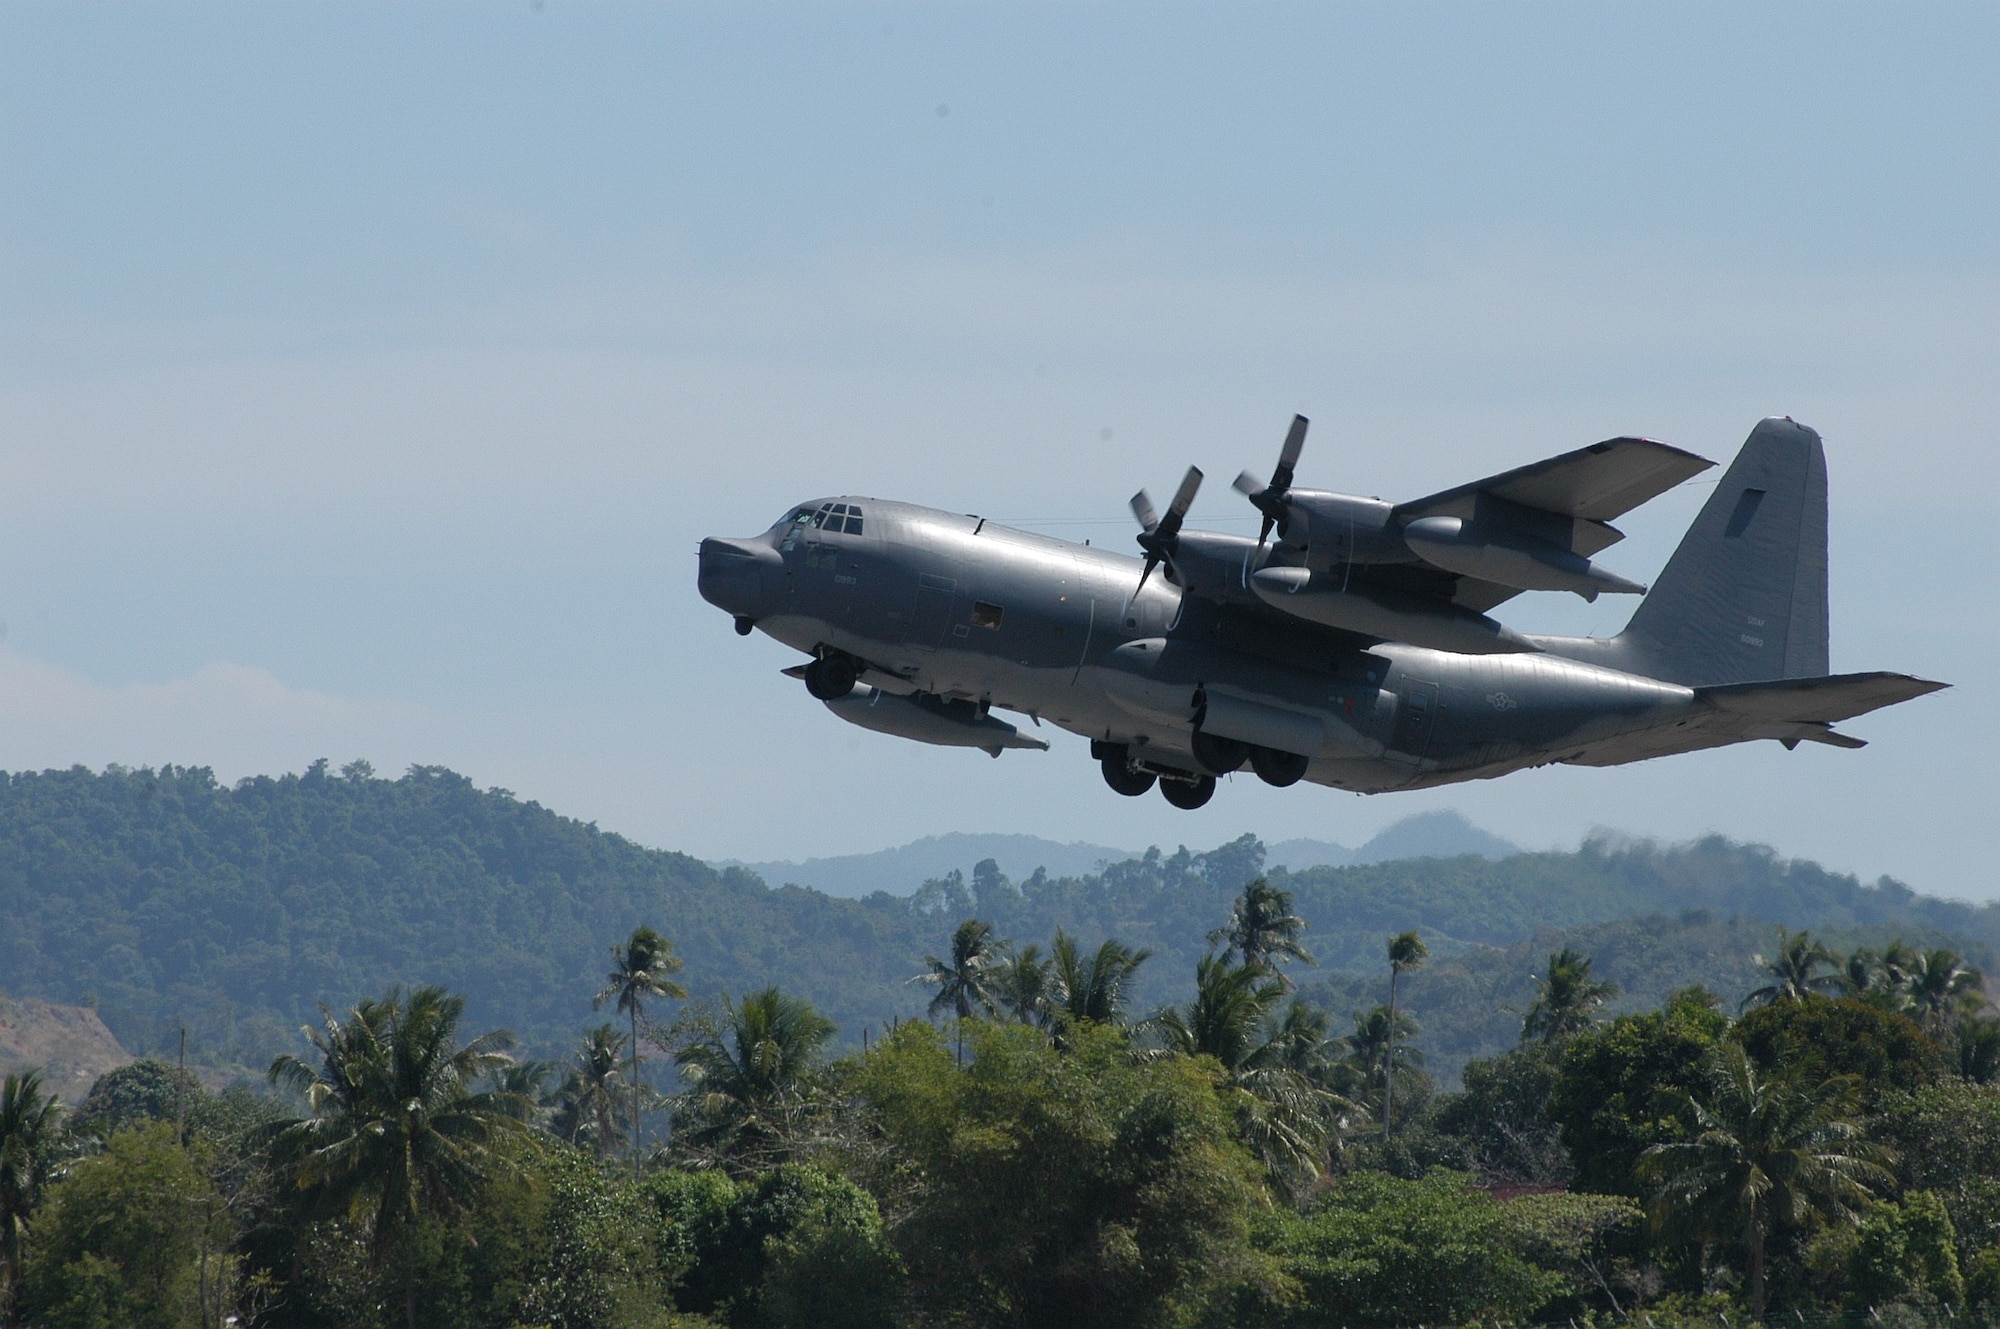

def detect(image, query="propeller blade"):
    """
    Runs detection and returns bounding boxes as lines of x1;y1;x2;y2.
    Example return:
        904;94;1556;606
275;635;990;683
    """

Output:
1129;552;1161;607
1128;467;1199;611
1129;489;1159;532
1271;414;1308;494
1242;415;1309;552
1163;466;1203;529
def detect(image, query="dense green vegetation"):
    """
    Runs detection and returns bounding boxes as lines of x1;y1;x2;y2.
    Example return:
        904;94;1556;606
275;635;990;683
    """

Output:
2;763;1997;1084
2;887;1998;1328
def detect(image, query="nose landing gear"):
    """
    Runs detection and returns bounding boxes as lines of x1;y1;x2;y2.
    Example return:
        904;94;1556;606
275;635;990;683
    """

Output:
802;653;859;701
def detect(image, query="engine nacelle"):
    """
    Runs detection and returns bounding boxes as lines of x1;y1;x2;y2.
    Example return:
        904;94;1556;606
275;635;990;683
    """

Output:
1249;566;1538;655
824;685;1049;757
1400;516;1645;600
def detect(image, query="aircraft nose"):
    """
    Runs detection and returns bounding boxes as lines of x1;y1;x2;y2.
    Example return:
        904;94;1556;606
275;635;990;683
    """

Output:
697;536;781;621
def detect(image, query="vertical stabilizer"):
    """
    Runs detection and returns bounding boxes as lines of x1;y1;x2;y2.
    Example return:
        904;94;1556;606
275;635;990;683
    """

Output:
1614;417;1829;686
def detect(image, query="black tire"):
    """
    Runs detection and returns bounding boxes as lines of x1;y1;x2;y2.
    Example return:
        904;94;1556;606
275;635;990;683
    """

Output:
804;655;857;701
1100;751;1157;797
1249;747;1310;788
1159;773;1216;810
1189;728;1249;775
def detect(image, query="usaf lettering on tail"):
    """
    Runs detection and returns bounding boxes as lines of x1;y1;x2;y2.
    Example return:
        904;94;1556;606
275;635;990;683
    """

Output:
697;417;1945;811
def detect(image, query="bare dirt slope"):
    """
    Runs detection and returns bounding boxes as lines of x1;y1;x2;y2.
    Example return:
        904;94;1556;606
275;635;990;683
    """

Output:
0;994;132;1103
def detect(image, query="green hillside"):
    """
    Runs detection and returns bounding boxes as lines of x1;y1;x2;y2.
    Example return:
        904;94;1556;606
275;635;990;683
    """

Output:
0;762;1992;1078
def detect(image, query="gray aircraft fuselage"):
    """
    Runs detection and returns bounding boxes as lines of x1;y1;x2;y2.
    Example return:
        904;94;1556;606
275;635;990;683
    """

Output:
697;418;1943;805
702;499;1700;793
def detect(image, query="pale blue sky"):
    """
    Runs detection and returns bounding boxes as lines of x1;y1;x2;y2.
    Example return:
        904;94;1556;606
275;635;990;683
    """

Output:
2;3;1995;894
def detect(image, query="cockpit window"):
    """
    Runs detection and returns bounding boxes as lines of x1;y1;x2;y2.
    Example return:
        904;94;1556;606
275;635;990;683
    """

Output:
804;501;864;535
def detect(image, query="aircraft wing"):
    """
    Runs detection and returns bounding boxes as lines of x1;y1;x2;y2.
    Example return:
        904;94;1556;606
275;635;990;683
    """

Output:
1393;436;1714;615
1398;436;1715;527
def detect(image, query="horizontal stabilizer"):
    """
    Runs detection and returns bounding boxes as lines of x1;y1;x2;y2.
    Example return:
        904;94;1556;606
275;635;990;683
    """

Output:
1697;672;1948;725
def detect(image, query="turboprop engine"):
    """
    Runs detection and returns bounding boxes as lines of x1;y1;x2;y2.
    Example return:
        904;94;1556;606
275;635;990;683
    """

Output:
1400;516;1645;601
824;685;1050;757
1247;566;1536;655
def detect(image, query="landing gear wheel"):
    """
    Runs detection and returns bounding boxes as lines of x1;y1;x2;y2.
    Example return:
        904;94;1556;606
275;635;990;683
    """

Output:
1249;747;1309;788
1190;728;1249;775
1159;773;1216;810
1100;750;1157;797
803;655;858;701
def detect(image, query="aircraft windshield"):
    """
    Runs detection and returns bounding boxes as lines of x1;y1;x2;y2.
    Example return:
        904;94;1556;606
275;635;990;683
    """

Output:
797;501;863;535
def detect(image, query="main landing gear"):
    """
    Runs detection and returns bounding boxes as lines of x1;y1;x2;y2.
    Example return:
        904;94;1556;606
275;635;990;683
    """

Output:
1159;773;1216;809
1096;735;1309;808
1094;742;1217;810
1193;725;1309;788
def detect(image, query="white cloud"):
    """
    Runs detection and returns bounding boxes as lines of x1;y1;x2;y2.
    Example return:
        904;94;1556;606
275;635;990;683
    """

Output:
0;649;439;781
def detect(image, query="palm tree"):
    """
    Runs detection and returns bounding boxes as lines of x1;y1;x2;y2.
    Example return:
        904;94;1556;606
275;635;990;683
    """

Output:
991;942;1052;1025
1208;878;1315;983
1;1070;63;1324
1838;947;1885;999
1049;929;1153;1028
266;986;528;1329
1265;999;1348;1088
1743;928;1841;1007
1638;1043;1892;1318
595;925;688;1174
1149;956;1345;1197
1522;947;1619;1043
672;987;836;1171
548;1024;630;1157
1345;1003;1424;1123
1900;947;1984;1033
1152;954;1288;1069
1956;1015;2000;1085
1382;930;1428;1132
912;919;1001;1062
491;1058;558;1128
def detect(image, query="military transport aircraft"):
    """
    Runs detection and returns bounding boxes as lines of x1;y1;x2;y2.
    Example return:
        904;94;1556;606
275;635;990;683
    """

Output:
697;417;1944;810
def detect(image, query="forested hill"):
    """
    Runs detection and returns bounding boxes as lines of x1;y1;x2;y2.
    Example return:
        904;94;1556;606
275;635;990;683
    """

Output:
0;762;1993;1078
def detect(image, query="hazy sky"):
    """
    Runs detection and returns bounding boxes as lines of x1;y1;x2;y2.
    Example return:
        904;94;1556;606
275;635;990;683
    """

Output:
4;3;1996;896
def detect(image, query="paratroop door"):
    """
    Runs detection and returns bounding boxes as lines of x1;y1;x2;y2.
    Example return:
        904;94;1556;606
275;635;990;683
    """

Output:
1391;680;1439;759
906;572;957;649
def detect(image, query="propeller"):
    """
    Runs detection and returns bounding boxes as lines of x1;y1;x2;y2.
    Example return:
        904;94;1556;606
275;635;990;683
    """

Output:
1233;414;1309;555
1128;464;1203;604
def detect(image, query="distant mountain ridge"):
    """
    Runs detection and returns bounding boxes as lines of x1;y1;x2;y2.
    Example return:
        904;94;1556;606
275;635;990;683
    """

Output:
734;811;1521;897
0;764;1988;1085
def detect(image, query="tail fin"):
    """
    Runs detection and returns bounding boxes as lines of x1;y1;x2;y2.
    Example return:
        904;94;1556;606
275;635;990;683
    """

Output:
1616;417;1829;686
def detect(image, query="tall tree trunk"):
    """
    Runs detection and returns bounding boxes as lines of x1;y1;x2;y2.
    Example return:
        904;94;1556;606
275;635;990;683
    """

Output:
1748;1210;1766;1320
630;1005;643;1178
1384;968;1400;1133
